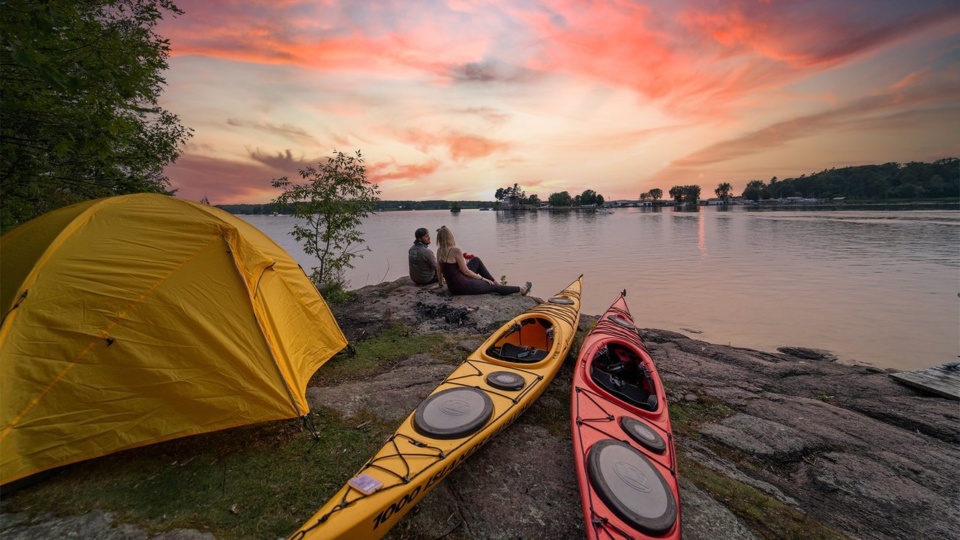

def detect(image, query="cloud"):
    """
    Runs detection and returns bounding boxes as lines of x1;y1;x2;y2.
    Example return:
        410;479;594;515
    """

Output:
226;119;321;146
399;130;510;161
248;148;316;172
367;159;442;183
444;59;542;84
453;107;512;125
669;78;960;169
166;152;281;204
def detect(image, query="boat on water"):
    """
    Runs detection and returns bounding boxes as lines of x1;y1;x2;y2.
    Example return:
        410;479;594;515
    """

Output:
290;276;583;540
571;291;681;539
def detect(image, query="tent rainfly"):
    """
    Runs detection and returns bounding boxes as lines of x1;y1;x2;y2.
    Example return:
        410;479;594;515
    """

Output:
0;194;347;486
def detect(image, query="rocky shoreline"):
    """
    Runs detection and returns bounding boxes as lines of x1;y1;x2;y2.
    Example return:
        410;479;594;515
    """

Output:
3;277;958;539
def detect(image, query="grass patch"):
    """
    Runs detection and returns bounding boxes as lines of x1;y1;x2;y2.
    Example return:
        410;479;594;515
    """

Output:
678;453;849;540
311;323;448;385
4;408;385;539
668;395;735;438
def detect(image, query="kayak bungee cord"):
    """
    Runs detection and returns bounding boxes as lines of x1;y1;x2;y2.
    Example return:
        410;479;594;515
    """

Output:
443;360;545;404
574;388;678;540
293;356;560;538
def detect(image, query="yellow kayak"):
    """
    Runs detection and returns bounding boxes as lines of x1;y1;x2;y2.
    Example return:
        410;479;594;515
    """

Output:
289;276;583;540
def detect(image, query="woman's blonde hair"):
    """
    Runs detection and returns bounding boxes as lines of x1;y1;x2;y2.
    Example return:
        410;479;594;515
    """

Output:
436;225;455;261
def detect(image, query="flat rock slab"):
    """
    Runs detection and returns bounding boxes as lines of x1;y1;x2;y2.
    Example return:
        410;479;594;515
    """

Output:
889;362;960;400
306;354;456;422
700;413;810;461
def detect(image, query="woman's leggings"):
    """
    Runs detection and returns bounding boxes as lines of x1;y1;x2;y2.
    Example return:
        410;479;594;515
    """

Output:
456;257;521;295
467;257;494;281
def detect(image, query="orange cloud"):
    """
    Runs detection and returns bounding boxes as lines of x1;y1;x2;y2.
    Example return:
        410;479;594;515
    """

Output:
367;159;442;183
399;130;510;161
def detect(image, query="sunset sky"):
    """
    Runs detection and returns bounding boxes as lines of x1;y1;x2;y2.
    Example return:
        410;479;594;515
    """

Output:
156;0;960;204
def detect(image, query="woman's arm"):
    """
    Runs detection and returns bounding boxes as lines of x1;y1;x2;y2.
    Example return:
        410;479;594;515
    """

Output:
454;248;494;284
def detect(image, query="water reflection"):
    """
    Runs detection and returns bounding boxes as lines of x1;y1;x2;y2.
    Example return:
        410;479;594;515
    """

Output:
698;210;706;259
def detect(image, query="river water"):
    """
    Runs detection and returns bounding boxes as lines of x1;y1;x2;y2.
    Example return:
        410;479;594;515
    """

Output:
240;207;959;371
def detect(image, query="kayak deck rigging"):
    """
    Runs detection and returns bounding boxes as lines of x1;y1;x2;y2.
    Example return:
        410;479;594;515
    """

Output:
303;358;548;527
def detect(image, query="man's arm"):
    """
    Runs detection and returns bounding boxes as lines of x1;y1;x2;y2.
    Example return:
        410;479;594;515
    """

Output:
429;250;444;288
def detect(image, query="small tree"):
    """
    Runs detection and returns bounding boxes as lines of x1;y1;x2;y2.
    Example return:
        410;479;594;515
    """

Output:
682;185;701;204
272;150;380;292
715;182;732;202
669;186;683;203
649;188;663;201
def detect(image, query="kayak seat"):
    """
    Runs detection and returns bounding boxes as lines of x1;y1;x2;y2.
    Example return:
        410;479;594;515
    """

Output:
492;343;548;363
591;366;658;411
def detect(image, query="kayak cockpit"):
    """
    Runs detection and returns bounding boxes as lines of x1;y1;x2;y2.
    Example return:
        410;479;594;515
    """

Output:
590;344;658;411
486;317;554;363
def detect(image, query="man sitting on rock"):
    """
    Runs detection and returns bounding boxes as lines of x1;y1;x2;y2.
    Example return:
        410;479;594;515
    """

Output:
408;227;443;288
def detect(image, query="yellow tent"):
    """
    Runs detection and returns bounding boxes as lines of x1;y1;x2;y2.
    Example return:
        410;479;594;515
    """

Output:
0;193;347;485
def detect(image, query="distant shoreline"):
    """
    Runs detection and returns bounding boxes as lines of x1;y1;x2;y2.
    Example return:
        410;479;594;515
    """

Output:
223;199;960;215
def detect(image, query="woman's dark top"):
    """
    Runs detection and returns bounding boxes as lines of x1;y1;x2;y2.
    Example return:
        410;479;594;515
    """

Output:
441;261;521;295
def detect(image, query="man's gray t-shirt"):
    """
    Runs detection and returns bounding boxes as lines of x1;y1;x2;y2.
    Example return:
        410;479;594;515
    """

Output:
408;242;438;285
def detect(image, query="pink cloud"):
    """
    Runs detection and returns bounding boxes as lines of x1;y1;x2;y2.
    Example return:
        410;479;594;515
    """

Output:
166;152;281;204
515;0;960;115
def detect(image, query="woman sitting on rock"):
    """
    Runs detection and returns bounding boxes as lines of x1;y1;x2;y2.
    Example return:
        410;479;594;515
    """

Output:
435;225;532;296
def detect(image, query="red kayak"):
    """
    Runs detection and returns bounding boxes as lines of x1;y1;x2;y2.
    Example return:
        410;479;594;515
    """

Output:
571;291;681;539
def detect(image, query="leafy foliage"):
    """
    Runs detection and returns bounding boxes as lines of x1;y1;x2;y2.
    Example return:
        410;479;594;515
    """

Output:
746;159;959;200
715;182;733;201
548;190;573;207
576;189;605;206
640;188;663;201
742;179;771;201
495;183;526;207
0;0;192;232
668;185;702;203
272;150;380;290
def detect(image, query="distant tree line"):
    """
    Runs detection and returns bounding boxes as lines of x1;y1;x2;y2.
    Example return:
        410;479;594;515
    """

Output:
494;183;605;208
740;159;958;201
634;159;958;206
